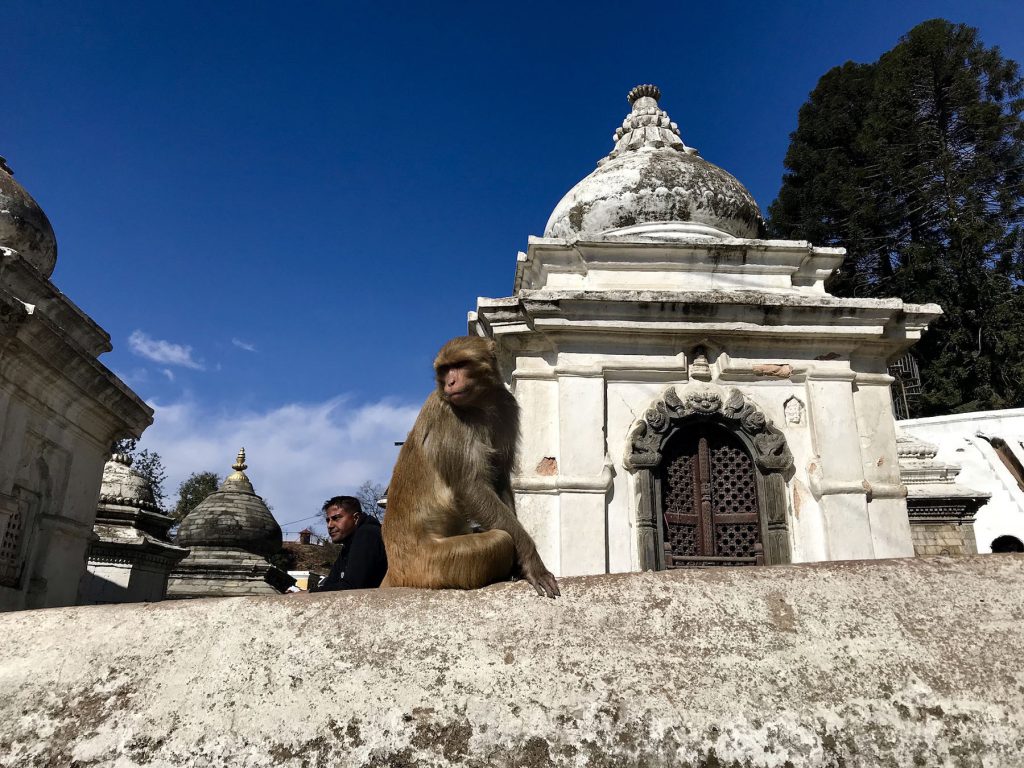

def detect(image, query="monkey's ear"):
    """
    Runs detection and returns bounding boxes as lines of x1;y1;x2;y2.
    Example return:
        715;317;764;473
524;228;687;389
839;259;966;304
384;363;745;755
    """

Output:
484;338;498;357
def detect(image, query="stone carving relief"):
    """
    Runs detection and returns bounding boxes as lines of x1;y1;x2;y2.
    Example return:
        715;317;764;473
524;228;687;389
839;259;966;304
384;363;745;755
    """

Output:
784;396;804;425
626;385;793;473
689;347;712;382
626;384;794;569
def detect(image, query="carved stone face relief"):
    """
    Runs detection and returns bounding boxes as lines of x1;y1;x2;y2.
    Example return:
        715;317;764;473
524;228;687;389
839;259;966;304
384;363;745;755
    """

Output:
626;384;793;473
689;389;721;414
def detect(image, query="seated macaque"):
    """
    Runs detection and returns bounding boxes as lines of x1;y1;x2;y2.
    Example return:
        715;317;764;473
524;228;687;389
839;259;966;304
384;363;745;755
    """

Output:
381;336;559;598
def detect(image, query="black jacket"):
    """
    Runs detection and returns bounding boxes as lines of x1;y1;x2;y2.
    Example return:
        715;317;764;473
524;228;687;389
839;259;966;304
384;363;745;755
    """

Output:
313;516;387;591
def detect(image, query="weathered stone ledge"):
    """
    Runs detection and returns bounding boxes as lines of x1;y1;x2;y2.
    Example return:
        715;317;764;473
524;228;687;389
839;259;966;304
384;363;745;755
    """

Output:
1;555;1022;767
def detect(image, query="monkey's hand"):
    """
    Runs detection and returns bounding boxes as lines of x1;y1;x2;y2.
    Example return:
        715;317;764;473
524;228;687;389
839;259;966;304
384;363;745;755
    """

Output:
521;556;560;598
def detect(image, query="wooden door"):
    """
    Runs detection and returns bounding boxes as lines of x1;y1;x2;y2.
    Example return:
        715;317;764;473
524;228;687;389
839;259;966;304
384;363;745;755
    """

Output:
660;427;764;567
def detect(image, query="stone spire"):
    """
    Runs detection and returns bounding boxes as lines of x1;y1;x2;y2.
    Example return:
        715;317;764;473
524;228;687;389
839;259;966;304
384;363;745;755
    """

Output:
544;85;765;241
175;447;280;555
604;84;691;163
169;447;293;597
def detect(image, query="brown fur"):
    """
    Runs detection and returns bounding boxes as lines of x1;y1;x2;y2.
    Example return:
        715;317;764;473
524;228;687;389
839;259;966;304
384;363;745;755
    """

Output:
381;336;559;597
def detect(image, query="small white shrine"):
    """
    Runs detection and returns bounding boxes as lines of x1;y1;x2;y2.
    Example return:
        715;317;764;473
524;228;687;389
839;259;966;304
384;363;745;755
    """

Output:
0;157;152;611
471;85;941;576
79;452;188;604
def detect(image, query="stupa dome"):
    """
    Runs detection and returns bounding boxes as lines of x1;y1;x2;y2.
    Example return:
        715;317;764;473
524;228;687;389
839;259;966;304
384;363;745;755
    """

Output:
176;448;283;557
98;453;159;511
544;85;764;242
0;157;57;277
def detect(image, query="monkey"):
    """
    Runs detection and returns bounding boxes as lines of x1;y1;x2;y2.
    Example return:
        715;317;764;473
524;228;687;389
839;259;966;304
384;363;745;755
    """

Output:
381;336;560;598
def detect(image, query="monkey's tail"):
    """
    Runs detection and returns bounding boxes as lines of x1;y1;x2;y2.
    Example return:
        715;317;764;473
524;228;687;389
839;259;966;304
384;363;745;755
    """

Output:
427;529;515;589
386;530;514;590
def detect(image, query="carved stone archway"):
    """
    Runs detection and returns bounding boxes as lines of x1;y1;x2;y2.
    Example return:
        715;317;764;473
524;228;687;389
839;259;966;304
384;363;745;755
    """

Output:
626;385;793;570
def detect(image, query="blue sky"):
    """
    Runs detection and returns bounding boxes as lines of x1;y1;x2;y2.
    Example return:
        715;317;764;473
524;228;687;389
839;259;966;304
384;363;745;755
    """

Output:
6;1;1024;533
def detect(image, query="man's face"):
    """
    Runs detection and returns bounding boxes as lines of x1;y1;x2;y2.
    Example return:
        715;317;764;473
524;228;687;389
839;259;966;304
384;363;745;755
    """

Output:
325;505;358;544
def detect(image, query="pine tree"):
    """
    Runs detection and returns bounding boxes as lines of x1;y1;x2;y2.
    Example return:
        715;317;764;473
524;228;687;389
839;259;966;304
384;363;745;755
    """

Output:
111;438;169;509
173;471;221;522
769;19;1024;415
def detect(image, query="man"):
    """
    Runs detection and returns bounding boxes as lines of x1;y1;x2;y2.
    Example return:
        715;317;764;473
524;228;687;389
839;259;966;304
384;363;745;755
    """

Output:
311;496;388;591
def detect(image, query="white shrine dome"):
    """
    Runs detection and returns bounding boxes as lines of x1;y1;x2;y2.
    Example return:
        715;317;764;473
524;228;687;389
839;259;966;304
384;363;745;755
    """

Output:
544;85;765;242
0;156;58;277
98;452;160;511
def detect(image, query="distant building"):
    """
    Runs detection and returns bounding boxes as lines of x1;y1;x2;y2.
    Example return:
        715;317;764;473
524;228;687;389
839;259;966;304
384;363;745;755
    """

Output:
287;571;317;591
167;449;294;598
899;410;1024;554
281;537;340;591
896;431;989;556
0;157;151;611
78;452;188;604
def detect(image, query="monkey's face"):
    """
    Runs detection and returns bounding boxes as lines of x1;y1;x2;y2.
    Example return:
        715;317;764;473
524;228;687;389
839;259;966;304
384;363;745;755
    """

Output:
439;362;474;406
433;336;501;409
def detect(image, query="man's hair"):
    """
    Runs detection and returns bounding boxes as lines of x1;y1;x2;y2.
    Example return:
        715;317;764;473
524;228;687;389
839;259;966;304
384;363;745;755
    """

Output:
322;495;362;516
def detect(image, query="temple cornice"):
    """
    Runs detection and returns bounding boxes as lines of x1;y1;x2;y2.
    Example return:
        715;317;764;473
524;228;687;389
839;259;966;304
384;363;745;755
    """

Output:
0;283;152;443
475;290;941;358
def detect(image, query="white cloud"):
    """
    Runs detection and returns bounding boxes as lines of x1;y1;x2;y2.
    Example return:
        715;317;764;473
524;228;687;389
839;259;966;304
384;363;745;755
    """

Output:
138;395;420;534
129;330;204;370
114;367;149;387
231;338;257;353
161;369;175;382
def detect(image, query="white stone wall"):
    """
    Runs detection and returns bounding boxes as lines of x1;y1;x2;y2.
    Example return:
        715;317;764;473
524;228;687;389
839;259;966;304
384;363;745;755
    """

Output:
80;556;178;605
899;409;1024;552
508;344;913;576
606;376;668;572
479;234;933;576
2;556;1022;767
0;250;152;611
79;562;134;603
0;385;111;611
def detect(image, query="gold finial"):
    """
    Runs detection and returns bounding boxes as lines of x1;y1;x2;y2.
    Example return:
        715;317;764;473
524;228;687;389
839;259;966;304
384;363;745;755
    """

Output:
226;444;251;487
232;447;247;473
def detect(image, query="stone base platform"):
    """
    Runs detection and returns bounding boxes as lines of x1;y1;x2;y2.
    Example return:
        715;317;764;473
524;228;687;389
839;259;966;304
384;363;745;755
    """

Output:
166;546;294;598
1;555;1022;767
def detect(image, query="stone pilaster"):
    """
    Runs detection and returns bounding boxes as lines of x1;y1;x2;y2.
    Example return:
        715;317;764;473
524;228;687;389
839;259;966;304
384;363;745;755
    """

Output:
805;369;874;559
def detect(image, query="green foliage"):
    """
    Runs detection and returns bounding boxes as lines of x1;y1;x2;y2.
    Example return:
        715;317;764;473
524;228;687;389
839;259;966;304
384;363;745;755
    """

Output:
357;480;387;521
111;438;169;509
769;19;1024;416
173;471;221;522
112;438;137;455
134;450;169;508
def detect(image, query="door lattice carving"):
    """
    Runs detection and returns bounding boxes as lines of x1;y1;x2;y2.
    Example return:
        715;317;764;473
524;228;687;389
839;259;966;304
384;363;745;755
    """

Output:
660;428;763;567
0;490;34;588
0;504;24;586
